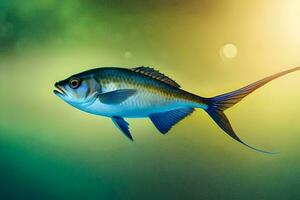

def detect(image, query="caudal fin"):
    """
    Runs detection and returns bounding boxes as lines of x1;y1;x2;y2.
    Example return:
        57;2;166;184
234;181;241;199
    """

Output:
205;67;300;153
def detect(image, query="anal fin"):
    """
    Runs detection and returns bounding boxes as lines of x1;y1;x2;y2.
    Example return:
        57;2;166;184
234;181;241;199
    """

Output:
149;107;195;134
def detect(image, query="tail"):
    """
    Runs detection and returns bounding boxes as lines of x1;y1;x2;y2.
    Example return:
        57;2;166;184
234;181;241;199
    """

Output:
205;67;300;154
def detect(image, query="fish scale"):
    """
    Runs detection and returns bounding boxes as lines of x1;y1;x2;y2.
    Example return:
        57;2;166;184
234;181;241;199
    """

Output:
97;69;197;113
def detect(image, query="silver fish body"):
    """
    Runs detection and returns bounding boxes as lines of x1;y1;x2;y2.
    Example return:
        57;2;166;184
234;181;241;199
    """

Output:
77;68;207;117
54;66;300;153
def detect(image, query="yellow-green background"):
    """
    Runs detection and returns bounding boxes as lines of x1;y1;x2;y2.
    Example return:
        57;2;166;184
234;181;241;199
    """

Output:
1;0;300;199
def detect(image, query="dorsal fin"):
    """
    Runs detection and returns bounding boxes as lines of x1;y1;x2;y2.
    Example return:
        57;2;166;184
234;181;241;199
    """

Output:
130;66;181;88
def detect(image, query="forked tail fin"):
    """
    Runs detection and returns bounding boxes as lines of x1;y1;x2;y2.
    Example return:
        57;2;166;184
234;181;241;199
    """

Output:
205;67;300;153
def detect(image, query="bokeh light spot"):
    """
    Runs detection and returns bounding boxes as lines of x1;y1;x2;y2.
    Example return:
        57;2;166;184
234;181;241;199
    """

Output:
124;51;132;59
221;43;237;59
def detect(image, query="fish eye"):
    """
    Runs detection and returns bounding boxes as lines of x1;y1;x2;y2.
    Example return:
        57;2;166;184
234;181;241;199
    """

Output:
69;78;81;89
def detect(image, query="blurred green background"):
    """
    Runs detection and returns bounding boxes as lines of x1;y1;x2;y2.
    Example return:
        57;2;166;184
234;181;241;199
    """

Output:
1;0;300;199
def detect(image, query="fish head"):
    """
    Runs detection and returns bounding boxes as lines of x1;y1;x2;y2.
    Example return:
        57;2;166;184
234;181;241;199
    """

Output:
54;73;100;107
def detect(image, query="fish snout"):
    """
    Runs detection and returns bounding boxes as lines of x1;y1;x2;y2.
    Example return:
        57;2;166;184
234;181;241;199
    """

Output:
54;82;67;97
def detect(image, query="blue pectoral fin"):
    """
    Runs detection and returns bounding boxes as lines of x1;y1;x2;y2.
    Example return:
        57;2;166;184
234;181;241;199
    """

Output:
112;117;133;141
149;107;195;134
98;89;137;104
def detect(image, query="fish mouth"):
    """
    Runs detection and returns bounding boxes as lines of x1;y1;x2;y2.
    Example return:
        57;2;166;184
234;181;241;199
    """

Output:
53;82;67;97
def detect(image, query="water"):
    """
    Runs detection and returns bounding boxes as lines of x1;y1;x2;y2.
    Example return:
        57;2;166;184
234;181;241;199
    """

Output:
1;1;300;199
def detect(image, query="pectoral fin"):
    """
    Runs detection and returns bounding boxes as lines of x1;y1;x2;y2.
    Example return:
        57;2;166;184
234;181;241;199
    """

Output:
98;89;137;104
112;116;133;141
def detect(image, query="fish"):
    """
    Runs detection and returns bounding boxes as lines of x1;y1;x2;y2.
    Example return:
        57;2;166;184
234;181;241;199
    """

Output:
54;66;300;153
